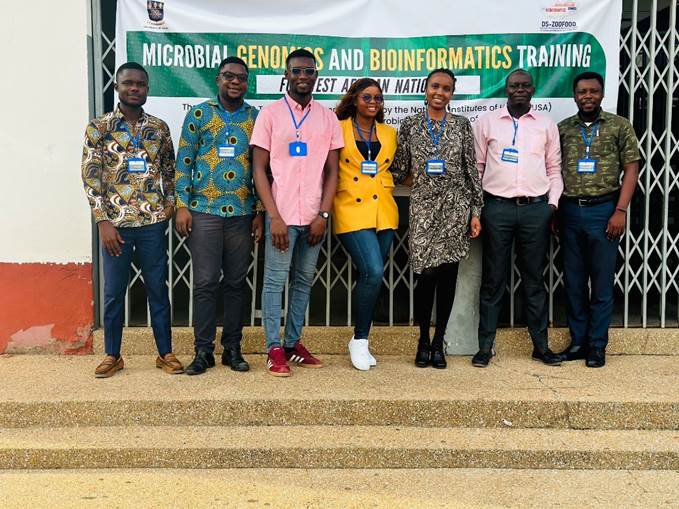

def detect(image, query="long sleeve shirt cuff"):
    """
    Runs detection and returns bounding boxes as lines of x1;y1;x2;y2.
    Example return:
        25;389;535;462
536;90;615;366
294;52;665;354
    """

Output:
548;192;562;208
93;208;109;223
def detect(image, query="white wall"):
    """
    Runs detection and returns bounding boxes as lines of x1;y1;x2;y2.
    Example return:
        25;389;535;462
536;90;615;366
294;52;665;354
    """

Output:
0;0;92;264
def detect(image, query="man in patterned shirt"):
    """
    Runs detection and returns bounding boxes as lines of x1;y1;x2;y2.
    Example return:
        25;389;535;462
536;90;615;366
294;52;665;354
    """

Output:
175;56;263;375
557;71;640;368
82;62;183;378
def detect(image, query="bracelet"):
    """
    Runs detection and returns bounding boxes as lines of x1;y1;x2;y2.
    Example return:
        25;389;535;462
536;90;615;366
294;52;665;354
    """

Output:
616;207;627;213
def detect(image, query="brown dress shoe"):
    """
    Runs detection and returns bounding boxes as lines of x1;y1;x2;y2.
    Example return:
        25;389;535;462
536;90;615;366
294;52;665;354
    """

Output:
156;352;184;374
95;355;124;378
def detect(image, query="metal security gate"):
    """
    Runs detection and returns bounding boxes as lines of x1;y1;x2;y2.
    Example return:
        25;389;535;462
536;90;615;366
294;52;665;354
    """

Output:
89;0;679;328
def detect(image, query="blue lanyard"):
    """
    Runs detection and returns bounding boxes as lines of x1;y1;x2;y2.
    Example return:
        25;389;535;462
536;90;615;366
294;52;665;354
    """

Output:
511;118;519;146
579;123;599;157
216;100;245;139
425;109;446;154
353;119;375;161
121;122;142;150
283;96;312;140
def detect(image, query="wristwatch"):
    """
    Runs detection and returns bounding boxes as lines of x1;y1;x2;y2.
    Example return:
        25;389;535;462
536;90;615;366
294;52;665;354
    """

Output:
319;211;330;220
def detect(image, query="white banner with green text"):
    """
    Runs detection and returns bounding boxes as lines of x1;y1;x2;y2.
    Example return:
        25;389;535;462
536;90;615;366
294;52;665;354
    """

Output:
116;0;622;146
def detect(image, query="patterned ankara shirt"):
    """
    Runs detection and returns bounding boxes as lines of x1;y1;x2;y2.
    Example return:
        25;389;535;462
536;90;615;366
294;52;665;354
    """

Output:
81;106;176;228
176;99;262;217
558;110;640;198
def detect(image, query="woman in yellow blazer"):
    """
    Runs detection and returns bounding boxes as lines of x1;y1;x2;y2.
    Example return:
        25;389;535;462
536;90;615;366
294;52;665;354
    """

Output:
333;78;398;371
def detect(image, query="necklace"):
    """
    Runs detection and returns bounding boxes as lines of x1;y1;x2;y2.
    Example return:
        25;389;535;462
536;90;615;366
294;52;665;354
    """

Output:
355;124;374;134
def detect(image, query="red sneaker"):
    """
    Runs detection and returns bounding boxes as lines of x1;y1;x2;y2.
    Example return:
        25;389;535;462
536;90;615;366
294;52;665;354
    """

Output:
285;342;323;368
267;346;291;377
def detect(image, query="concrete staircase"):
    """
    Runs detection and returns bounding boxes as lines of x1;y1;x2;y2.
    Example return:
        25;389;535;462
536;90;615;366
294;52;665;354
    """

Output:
0;327;677;507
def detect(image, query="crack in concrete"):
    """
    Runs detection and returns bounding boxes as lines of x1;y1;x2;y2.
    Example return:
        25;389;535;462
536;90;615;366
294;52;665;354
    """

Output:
528;372;576;430
626;470;650;497
529;373;560;397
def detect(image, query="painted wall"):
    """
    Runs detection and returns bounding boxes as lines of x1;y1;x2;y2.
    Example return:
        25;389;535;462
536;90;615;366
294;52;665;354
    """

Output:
0;1;94;354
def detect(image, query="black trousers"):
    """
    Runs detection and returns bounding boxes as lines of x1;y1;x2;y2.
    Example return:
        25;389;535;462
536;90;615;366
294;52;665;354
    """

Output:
189;212;252;353
478;196;552;352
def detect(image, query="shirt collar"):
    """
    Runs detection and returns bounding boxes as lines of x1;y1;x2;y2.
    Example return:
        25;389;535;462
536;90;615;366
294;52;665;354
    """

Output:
575;108;607;126
210;97;249;114
285;93;313;112
499;105;536;120
114;104;147;123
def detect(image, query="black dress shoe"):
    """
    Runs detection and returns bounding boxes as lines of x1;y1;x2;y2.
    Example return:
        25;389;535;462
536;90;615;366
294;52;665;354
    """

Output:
586;347;606;368
556;344;588;362
221;345;250;372
531;348;562;366
430;343;447;369
415;340;430;367
185;351;215;375
471;350;492;368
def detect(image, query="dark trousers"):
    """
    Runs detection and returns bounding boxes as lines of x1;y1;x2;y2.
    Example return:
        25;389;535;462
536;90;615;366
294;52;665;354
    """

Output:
337;228;395;339
189;212;252;354
559;199;618;349
478;197;552;351
415;262;460;347
102;221;171;357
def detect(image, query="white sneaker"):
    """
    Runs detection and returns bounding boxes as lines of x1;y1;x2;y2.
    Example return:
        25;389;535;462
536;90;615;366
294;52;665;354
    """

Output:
367;347;377;366
348;337;371;371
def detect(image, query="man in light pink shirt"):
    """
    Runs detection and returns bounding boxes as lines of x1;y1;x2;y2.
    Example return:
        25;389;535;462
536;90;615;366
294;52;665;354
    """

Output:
471;69;564;368
251;48;343;377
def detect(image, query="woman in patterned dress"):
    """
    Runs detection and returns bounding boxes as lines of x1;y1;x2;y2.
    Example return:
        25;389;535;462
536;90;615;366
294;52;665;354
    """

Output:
391;68;483;369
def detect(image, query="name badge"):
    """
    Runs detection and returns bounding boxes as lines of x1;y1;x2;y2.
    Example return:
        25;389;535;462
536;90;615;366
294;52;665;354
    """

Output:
501;148;519;164
577;158;597;174
425;159;445;175
361;161;378;175
289;141;308;157
218;145;236;158
127;157;147;173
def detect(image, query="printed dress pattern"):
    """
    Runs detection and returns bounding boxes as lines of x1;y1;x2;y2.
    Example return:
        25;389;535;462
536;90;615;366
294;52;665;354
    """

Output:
391;111;483;274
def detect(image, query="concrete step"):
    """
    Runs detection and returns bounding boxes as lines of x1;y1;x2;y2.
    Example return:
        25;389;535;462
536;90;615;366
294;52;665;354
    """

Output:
1;426;677;470
91;326;677;356
1;355;676;429
2;468;677;508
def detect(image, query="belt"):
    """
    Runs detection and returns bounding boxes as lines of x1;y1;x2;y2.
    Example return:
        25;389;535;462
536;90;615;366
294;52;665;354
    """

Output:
484;193;548;206
562;192;617;207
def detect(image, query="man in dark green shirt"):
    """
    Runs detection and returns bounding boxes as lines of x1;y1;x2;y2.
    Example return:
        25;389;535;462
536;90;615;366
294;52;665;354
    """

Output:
557;71;640;367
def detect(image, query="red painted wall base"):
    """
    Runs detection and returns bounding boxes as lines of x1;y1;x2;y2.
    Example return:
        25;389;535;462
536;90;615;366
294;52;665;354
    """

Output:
0;262;93;354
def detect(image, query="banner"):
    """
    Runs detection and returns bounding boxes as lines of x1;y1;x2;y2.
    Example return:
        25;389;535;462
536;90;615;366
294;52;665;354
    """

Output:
116;0;622;145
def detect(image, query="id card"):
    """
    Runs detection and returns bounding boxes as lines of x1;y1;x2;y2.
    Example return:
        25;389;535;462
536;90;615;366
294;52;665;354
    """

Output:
289;141;308;157
501;148;519;164
361;161;378;175
577;158;597;173
425;159;445;175
127;157;147;173
218;144;236;158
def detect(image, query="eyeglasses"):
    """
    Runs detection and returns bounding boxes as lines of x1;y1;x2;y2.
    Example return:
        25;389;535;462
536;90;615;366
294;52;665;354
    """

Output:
508;82;533;90
360;94;384;104
219;71;248;83
289;67;317;76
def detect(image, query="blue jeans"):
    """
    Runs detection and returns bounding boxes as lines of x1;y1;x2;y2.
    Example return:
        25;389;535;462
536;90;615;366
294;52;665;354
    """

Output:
338;229;394;339
559;199;619;349
261;215;322;350
102;221;171;356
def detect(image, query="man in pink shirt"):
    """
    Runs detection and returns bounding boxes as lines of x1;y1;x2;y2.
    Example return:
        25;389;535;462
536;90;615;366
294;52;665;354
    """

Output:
472;69;564;368
251;49;343;377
